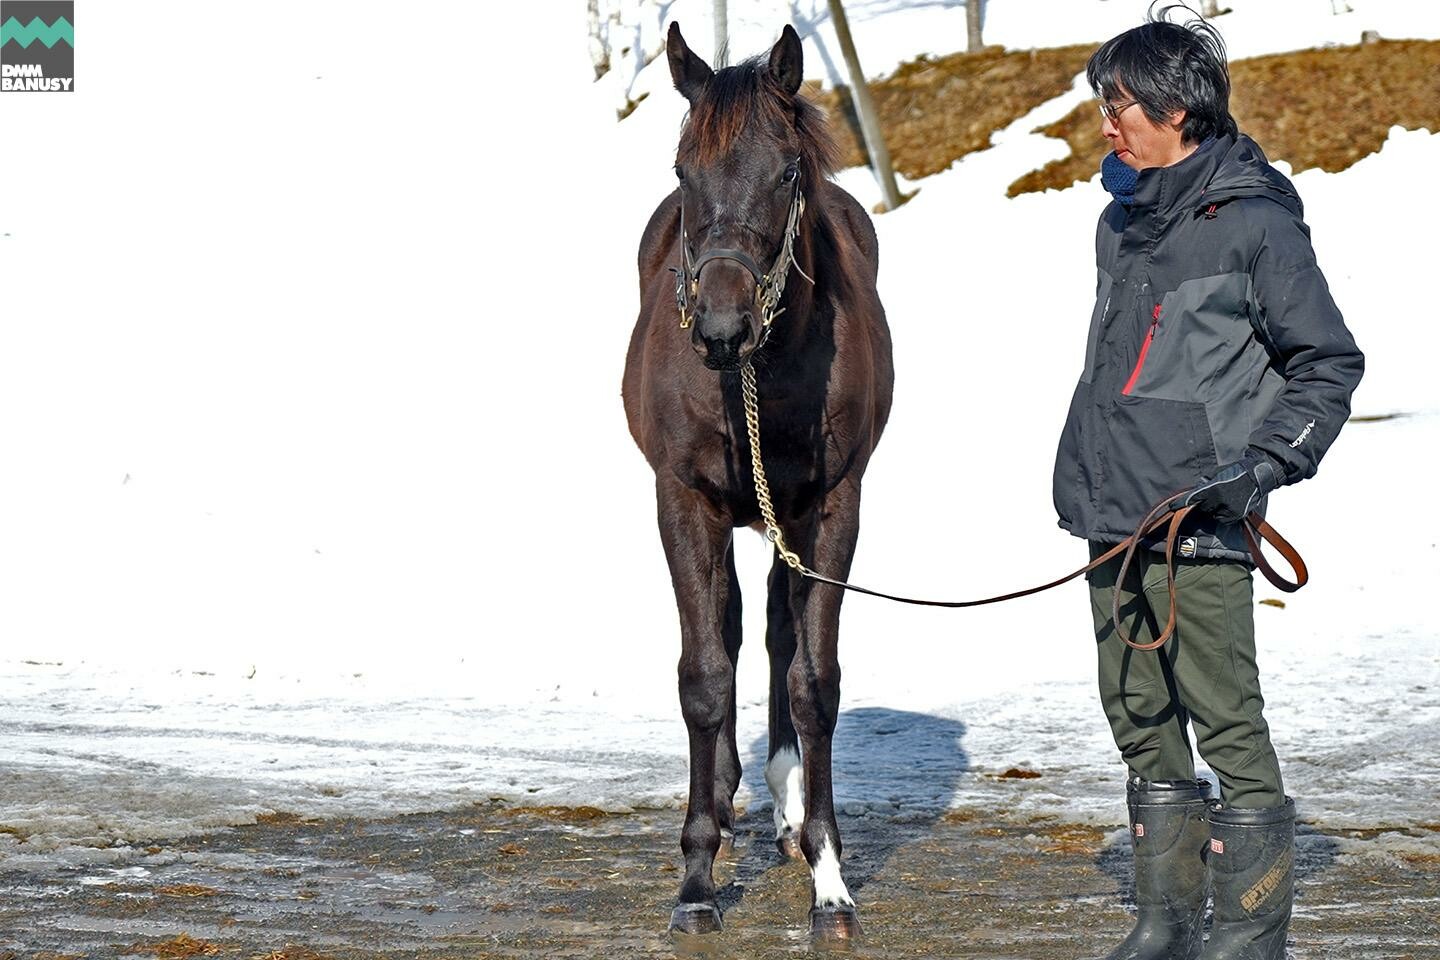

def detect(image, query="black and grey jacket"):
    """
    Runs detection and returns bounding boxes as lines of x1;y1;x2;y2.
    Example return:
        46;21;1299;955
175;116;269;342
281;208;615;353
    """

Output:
1053;135;1364;561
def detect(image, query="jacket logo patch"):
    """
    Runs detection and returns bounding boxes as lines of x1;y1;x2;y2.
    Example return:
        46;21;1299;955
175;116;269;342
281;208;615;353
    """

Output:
1289;419;1317;448
1134;823;1145;838
1179;536;1198;559
1210;838;1225;854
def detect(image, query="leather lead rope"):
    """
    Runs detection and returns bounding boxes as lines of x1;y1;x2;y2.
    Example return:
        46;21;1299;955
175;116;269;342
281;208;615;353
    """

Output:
797;495;1305;652
739;363;1309;652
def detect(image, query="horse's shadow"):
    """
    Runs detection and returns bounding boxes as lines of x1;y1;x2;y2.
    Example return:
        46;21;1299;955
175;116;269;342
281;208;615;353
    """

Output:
718;706;969;911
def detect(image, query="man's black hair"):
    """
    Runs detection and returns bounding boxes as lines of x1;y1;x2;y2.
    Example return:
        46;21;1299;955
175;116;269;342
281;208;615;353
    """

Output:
1087;3;1240;144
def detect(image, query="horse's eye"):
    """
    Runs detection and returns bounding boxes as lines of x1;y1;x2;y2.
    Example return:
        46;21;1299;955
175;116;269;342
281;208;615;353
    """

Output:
674;165;686;182
781;162;799;184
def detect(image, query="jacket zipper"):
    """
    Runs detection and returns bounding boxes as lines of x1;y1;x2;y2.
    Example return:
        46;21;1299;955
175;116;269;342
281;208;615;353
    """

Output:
1121;303;1162;396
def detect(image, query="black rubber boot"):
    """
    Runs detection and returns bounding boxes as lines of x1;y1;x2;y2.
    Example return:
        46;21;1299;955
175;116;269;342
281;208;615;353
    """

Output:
1103;778;1212;960
1200;798;1295;960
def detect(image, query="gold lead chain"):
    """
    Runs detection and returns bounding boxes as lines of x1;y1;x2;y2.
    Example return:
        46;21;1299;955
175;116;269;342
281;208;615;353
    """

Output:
740;362;807;574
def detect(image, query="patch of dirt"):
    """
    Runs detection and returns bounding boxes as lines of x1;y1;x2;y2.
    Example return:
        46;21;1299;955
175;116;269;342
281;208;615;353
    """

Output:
156;885;221;899
994;767;1043;779
126;935;220;959
807;45;1095;180
1009;39;1440;196
1349;411;1410;423
1030;824;1110;855
490;804;612;823
3;806;1436;957
940;808;978;824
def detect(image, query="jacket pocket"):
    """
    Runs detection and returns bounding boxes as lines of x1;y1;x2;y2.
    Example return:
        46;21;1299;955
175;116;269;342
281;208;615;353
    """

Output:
1121;302;1162;396
1102;396;1219;523
1124;273;1250;401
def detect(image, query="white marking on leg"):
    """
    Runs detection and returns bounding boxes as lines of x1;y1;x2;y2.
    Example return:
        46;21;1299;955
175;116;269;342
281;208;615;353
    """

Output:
764;746;805;840
811;836;854;909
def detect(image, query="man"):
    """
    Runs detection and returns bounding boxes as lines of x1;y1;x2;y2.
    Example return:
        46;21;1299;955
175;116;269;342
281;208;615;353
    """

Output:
1052;8;1363;960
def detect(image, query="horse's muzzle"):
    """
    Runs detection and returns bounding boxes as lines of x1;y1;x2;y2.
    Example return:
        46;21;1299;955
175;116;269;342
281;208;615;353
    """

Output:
694;314;756;370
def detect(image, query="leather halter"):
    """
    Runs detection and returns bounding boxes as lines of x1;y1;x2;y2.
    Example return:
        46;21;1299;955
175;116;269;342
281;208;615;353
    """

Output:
671;170;810;331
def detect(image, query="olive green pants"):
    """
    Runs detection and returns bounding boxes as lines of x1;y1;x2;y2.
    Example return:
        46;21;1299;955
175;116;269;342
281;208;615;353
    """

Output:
1088;542;1284;809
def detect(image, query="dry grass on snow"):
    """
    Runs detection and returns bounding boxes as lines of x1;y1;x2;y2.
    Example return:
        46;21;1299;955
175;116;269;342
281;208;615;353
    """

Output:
809;44;1094;181
1012;38;1440;196
804;39;1440;197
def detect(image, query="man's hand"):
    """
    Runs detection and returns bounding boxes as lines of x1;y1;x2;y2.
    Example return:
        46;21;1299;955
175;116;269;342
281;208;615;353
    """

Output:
1178;453;1283;524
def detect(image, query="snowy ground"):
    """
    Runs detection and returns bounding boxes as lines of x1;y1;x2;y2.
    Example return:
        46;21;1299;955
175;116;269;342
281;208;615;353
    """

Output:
1;0;1437;870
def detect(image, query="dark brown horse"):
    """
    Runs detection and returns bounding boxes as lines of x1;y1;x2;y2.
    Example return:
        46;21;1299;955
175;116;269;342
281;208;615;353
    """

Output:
622;22;894;940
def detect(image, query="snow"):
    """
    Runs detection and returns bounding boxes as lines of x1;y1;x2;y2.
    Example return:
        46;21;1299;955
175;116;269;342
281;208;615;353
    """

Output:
0;0;1437;867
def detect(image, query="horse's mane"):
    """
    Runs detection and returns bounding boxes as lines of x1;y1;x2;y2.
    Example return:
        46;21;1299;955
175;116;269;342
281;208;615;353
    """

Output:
676;56;839;188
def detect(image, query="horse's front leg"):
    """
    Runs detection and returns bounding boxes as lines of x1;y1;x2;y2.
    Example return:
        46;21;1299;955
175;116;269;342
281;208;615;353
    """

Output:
656;476;736;935
713;540;744;855
786;478;863;941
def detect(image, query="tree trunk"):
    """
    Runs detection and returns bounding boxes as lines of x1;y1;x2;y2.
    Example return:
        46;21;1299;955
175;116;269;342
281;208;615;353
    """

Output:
827;0;902;211
713;0;728;67
967;0;984;53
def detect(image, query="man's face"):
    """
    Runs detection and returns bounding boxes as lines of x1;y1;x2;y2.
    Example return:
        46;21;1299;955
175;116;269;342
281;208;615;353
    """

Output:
1101;87;1190;170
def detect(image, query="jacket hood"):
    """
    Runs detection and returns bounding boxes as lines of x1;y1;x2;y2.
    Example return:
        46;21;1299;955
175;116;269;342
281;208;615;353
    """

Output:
1202;135;1303;217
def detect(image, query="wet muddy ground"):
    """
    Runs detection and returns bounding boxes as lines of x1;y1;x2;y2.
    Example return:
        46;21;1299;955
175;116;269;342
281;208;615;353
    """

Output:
2;803;1436;959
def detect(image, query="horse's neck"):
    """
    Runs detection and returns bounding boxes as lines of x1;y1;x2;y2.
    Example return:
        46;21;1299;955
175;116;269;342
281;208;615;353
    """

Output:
772;220;825;346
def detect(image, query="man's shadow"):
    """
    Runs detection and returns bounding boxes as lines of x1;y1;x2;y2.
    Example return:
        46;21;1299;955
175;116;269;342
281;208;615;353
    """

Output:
718;706;969;910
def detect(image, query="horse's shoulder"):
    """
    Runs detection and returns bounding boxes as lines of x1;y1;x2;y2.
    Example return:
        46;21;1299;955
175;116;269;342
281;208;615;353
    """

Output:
638;188;682;280
817;181;878;272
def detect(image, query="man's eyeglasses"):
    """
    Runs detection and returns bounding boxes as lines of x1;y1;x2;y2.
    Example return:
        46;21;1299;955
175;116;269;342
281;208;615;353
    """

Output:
1098;98;1139;122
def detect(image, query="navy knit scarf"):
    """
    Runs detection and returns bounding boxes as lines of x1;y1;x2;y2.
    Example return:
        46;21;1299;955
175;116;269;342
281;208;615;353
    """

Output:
1101;150;1138;205
1101;138;1219;205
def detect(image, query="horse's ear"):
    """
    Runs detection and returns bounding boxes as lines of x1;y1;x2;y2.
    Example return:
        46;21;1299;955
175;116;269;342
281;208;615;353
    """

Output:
667;22;713;104
768;25;804;96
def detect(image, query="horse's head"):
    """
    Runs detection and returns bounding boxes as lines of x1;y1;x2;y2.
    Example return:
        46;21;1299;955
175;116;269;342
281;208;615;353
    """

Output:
667;23;833;371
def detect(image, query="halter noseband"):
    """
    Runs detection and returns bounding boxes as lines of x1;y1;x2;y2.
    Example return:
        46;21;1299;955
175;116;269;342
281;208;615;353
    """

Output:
671;170;811;332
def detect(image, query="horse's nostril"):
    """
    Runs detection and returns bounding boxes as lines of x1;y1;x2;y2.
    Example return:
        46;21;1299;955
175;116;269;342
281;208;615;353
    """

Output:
729;318;757;354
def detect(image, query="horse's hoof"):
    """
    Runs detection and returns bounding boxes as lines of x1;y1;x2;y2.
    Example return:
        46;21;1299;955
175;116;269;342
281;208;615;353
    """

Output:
776;832;804;861
669;902;723;935
809;904;861;942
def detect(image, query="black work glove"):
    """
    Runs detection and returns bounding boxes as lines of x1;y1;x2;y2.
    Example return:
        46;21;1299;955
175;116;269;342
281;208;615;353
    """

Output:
1178;453;1283;524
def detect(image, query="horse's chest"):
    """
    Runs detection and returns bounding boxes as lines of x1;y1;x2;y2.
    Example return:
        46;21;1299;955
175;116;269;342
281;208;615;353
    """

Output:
676;408;849;518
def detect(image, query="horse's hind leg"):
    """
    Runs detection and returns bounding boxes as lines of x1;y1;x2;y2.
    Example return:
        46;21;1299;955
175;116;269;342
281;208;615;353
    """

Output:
764;550;804;859
713;541;743;856
787;482;862;941
656;477;734;935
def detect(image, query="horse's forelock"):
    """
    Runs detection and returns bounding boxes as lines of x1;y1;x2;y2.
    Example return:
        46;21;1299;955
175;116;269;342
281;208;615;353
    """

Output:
678;57;837;182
